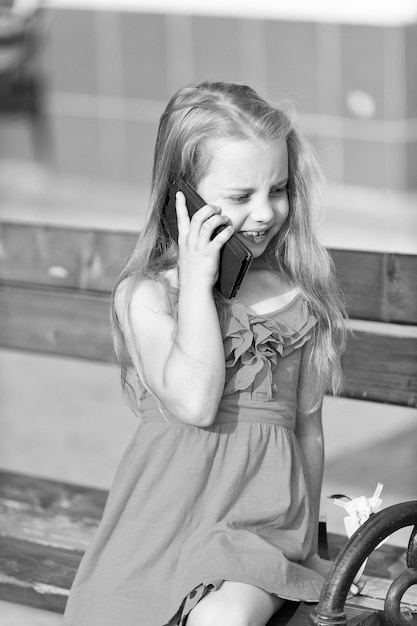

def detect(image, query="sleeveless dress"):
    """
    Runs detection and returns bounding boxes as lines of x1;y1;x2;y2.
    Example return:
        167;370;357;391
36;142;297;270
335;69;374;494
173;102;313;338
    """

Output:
63;294;327;626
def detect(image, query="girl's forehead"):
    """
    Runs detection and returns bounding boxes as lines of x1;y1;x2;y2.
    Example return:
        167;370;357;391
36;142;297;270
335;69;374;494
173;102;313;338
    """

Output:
202;137;288;180
204;136;287;160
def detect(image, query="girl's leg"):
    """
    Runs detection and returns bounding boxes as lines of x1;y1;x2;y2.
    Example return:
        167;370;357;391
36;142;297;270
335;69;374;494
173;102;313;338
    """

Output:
186;580;284;626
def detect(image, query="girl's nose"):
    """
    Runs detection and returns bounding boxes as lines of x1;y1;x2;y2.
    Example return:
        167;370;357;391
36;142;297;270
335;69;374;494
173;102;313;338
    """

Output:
250;195;275;223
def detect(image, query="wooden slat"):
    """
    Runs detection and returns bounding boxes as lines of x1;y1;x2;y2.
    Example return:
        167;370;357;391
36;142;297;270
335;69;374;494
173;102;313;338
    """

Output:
0;470;108;613
0;469;107;515
0;222;137;293
1;283;416;405
271;603;379;625
0;283;113;361
342;321;417;407
0;469;107;551
0;537;75;613
330;249;417;324
1;222;416;323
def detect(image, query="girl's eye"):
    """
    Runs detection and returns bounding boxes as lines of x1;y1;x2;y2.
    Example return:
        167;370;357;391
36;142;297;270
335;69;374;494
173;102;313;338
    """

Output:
270;187;288;196
231;194;250;203
230;187;288;203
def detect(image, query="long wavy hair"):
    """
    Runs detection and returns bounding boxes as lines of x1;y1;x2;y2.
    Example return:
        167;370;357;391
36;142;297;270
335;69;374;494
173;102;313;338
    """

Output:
112;81;347;414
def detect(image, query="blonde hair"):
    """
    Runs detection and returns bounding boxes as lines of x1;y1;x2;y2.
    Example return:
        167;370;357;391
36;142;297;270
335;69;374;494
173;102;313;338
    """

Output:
112;81;347;414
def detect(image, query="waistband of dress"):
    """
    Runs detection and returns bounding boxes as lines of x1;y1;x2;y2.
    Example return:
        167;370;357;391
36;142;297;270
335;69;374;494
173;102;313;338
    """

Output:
141;414;294;429
141;404;295;430
140;393;296;429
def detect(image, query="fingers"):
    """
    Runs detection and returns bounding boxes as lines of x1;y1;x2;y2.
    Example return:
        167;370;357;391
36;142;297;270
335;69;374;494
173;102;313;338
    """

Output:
210;222;234;248
175;191;190;245
175;191;234;248
195;211;232;244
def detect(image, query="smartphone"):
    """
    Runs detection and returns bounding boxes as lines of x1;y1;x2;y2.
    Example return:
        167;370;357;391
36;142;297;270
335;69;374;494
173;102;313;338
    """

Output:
162;178;252;299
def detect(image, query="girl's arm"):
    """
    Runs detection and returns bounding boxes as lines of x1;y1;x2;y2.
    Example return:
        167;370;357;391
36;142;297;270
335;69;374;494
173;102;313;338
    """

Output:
295;404;324;557
124;192;233;427
295;344;325;559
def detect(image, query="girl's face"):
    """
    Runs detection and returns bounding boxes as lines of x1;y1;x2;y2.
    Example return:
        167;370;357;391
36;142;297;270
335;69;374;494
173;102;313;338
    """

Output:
196;138;289;259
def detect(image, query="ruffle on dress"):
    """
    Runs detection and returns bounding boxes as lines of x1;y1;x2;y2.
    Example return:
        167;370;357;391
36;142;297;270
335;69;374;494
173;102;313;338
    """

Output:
221;295;318;399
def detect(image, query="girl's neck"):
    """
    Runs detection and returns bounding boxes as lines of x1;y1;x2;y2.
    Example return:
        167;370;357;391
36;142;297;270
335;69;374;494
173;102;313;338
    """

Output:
235;266;298;315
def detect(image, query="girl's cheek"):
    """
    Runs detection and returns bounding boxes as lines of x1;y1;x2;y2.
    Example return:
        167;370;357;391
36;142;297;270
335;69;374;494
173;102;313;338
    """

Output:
276;200;290;222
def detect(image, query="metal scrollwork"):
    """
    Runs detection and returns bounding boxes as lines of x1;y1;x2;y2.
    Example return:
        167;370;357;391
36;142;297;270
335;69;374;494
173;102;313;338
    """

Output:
384;567;417;625
311;501;417;626
407;526;417;568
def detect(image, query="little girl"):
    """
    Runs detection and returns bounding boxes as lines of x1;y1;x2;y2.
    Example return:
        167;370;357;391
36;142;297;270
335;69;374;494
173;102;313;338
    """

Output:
64;81;346;626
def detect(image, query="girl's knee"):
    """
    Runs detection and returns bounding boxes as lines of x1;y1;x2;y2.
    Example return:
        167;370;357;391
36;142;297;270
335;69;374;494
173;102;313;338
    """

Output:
186;602;252;626
185;581;283;626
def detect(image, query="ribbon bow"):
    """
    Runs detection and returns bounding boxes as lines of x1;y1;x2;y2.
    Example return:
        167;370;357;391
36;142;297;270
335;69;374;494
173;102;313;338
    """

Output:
331;483;384;585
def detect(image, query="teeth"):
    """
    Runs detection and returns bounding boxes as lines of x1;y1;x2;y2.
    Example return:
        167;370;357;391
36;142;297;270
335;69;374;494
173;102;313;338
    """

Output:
244;230;266;236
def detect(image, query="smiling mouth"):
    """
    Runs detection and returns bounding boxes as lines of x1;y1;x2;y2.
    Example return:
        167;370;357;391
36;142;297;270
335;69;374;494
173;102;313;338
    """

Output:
240;230;268;243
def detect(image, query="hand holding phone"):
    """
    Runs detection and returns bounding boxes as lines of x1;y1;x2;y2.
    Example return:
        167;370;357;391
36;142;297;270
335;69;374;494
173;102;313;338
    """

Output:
163;179;252;299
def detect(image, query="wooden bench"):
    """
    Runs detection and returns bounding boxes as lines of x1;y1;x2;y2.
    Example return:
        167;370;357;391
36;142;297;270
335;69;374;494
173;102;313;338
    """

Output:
0;220;416;624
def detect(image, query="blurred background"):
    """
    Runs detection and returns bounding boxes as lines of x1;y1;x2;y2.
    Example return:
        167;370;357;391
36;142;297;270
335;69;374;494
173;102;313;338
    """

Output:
0;0;416;623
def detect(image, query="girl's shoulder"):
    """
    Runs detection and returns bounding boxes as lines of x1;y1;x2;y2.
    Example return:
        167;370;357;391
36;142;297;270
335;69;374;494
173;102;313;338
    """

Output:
115;269;178;319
